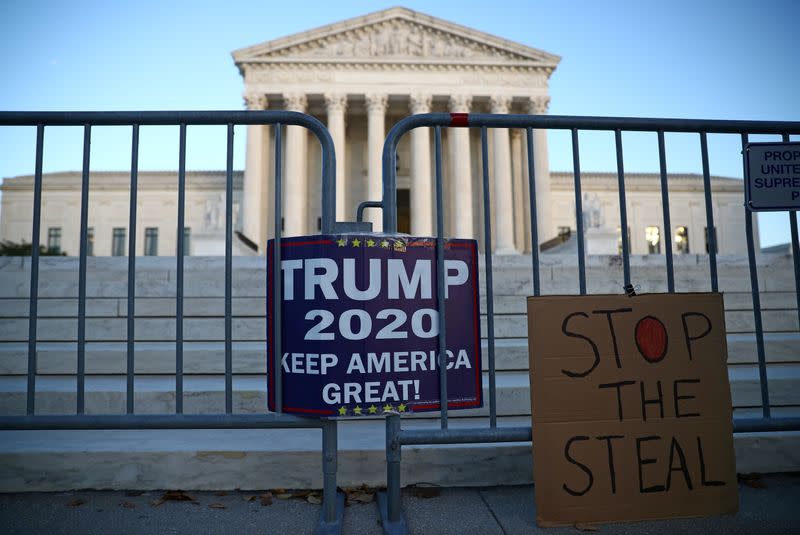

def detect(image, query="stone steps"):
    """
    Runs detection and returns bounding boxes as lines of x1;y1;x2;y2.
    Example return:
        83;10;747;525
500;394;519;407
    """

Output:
1;332;797;376
1;254;797;299
2;290;797;317
1;254;798;492
2;366;798;417
1;307;798;343
1;414;798;492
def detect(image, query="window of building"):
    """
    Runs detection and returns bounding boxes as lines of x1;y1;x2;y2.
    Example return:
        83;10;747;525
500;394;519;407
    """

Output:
397;189;410;234
317;217;322;232
674;226;689;254
183;227;191;256
705;226;718;254
112;228;126;256
87;228;94;257
144;228;158;256
617;226;630;254
47;227;61;254
646;226;661;254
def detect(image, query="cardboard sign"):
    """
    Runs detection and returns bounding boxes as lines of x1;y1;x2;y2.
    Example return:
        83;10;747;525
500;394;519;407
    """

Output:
527;293;738;526
267;235;482;417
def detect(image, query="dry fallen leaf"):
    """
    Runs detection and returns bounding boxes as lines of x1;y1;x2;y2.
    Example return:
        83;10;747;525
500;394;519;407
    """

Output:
274;493;293;500
306;494;323;505
125;490;145;497
738;473;768;489
152;490;198;506
260;493;273;506
574;523;599;532
120;501;136;509
411;487;440;499
208;503;227;509
343;484;378;506
214;491;229;497
66;498;87;507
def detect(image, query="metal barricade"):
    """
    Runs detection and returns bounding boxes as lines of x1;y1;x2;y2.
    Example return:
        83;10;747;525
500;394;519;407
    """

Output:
0;111;344;535
375;113;800;534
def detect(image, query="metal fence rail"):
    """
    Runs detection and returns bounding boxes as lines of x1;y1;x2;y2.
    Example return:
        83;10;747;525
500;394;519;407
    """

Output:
377;112;800;534
0;110;343;535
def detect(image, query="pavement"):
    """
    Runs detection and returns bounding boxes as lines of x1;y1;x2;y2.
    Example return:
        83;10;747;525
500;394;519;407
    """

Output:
1;474;798;535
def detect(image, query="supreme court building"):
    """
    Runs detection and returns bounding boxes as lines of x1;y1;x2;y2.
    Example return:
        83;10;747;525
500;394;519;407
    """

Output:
0;7;752;256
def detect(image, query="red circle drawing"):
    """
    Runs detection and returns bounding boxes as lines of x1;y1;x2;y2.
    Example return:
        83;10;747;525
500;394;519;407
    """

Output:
635;316;668;363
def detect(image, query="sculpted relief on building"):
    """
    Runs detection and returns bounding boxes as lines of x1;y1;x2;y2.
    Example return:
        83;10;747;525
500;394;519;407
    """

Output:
263;21;525;63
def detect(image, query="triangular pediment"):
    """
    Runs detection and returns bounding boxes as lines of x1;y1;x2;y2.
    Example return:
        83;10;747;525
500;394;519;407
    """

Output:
233;7;560;69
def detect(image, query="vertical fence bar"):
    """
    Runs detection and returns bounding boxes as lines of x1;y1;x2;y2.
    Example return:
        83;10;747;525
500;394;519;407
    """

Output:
742;133;771;418
176;124;186;414
386;413;402;523
321;419;338;524
480;127;497;428
126;124;139;414
657;130;675;292
526;127;540;297
571;129;586;295
274;124;283;413
77;124;91;414
783;133;800;329
225;124;234;414
700;132;719;292
27;124;45;415
615;129;631;288
434;125;448;428
791;211;800;328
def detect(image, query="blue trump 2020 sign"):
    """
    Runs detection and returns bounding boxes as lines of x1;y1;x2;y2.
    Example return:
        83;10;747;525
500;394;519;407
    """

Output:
267;235;482;417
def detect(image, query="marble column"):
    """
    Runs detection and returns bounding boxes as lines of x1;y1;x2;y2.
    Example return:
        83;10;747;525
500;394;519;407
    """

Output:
242;92;268;251
490;95;516;253
510;129;527;252
366;93;388;232
448;94;473;238
325;93;347;222
284;93;308;237
410;94;433;236
529;96;554;244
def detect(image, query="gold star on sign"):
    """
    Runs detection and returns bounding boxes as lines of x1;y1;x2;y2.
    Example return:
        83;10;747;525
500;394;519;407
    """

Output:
352;238;361;247
381;240;390;249
368;405;378;414
337;238;347;247
338;406;347;416
366;239;376;247
397;403;407;412
353;406;362;415
382;404;394;413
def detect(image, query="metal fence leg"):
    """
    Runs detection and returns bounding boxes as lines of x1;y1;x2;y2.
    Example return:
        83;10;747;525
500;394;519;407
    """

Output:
316;419;344;535
378;413;407;535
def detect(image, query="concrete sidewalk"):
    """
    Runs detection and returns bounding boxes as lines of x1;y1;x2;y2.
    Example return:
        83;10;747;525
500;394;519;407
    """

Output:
1;474;798;534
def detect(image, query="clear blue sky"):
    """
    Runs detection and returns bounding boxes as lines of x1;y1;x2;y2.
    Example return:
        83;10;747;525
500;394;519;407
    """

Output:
1;0;798;245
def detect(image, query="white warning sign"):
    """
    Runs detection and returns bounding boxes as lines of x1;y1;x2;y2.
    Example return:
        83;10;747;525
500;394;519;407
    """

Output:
744;142;800;211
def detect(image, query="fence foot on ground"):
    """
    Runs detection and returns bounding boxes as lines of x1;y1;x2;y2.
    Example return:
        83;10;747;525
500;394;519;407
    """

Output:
377;491;408;535
315;491;345;535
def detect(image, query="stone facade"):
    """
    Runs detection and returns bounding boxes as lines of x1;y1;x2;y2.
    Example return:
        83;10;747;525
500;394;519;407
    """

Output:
0;171;243;257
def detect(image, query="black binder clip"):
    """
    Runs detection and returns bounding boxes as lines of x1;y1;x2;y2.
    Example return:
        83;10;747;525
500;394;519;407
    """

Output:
624;283;637;297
